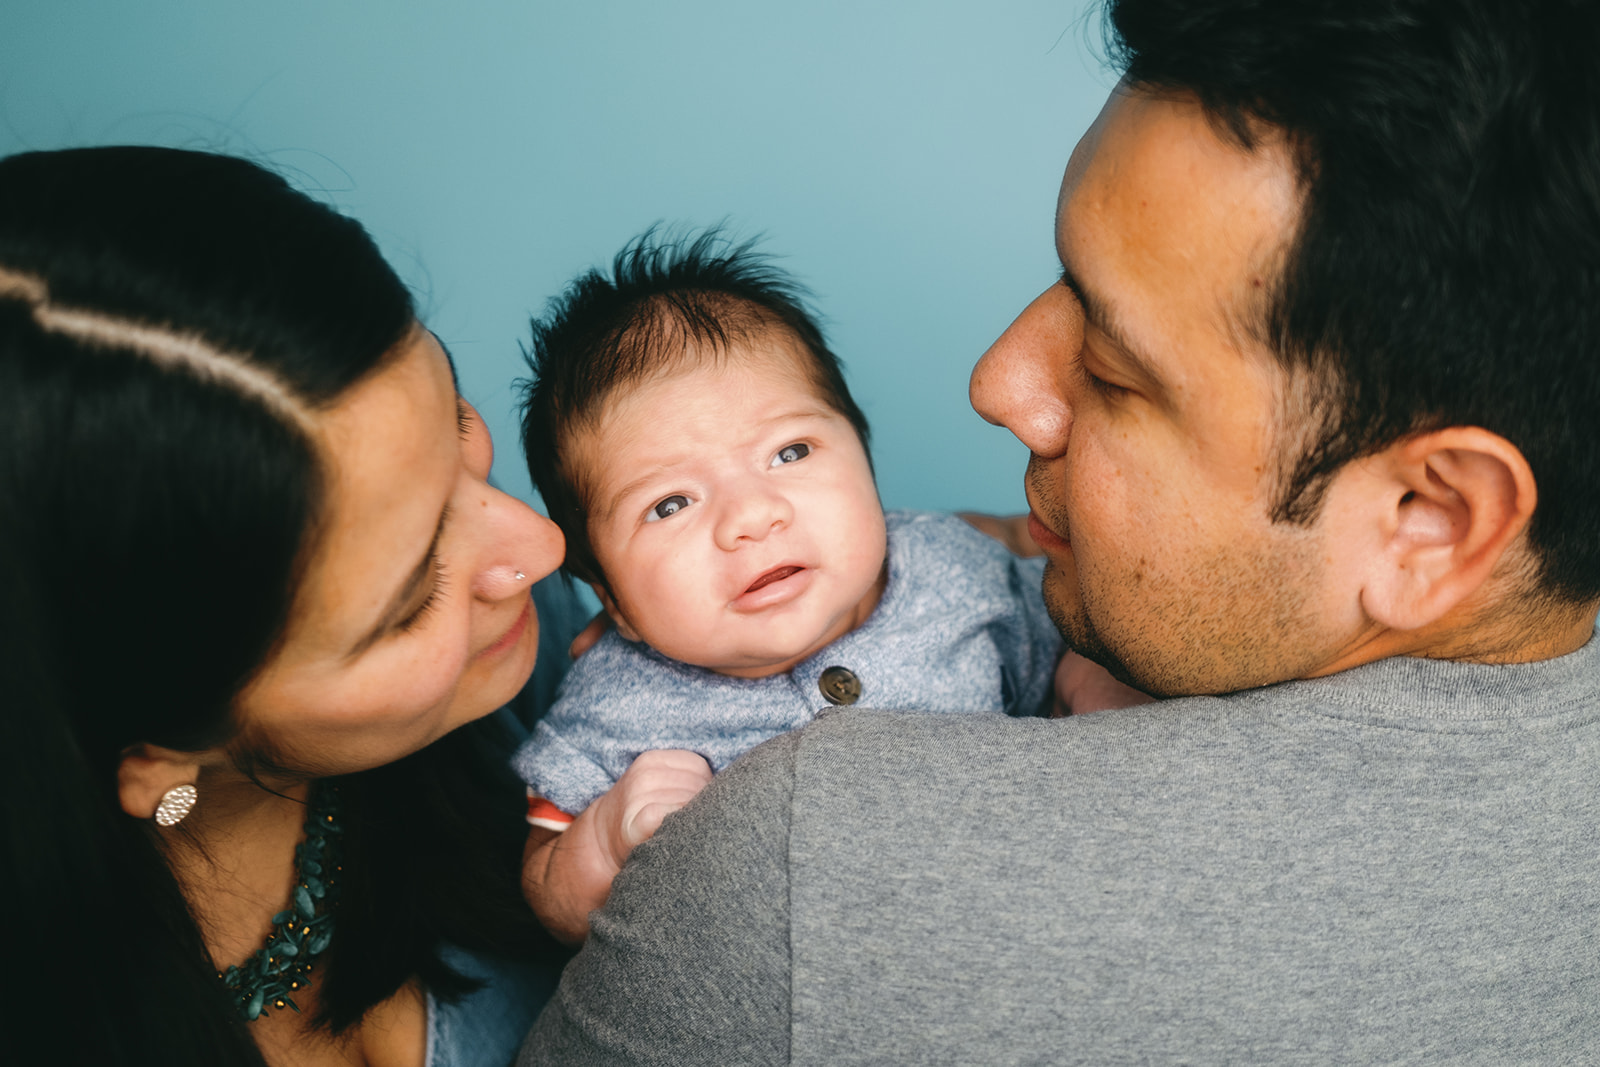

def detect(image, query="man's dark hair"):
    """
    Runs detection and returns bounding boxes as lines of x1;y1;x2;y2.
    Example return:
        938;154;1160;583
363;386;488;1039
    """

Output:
521;228;871;589
1108;0;1600;603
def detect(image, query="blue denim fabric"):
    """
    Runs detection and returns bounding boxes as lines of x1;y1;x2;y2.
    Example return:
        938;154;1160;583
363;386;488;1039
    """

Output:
426;945;562;1067
493;573;595;742
424;573;586;1065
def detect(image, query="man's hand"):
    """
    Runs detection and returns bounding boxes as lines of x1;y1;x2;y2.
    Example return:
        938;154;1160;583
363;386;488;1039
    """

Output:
1052;650;1156;716
569;610;609;659
957;511;1043;557
522;750;713;942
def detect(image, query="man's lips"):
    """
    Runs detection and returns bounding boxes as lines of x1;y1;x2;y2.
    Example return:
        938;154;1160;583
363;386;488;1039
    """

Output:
1027;510;1071;553
745;565;805;595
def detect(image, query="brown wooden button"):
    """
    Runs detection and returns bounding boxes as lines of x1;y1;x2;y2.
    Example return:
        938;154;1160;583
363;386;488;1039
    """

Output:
818;666;861;706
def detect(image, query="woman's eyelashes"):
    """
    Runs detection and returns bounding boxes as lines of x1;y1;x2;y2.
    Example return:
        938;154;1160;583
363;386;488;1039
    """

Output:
646;494;692;522
770;442;811;467
397;562;449;633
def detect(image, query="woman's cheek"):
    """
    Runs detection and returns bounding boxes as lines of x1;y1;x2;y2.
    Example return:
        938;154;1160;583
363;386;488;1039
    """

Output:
354;629;475;725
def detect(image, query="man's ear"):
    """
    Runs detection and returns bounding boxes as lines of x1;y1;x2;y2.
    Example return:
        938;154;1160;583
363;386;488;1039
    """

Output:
1357;427;1536;632
590;583;642;643
116;744;203;821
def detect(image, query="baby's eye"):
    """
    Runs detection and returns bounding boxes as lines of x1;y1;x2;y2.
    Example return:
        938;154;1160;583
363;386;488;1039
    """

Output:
646;494;691;522
771;443;811;467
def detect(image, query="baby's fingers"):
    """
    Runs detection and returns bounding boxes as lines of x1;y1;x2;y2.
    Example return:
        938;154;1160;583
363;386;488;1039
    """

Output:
624;799;695;846
625;748;715;781
616;750;713;848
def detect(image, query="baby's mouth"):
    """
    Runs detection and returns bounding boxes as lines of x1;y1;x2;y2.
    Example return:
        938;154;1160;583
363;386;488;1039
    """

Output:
745;565;804;595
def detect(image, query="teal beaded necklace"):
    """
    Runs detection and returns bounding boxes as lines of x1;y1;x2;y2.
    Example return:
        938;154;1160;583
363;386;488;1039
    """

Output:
219;784;343;1021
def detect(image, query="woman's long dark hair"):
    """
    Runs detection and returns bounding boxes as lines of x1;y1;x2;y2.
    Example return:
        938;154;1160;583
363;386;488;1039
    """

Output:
0;147;547;1065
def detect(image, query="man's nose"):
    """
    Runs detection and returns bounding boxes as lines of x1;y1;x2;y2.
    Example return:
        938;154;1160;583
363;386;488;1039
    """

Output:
714;484;792;550
969;287;1078;458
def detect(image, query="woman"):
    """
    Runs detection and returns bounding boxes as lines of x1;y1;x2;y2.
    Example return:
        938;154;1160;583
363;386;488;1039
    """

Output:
0;146;578;1066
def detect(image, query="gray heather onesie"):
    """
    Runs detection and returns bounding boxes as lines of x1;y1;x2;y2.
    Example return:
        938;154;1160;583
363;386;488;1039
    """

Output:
513;510;1063;816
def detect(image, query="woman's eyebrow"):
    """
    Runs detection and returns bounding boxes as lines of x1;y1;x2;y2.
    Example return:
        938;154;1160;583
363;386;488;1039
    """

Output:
435;333;461;388
348;502;453;658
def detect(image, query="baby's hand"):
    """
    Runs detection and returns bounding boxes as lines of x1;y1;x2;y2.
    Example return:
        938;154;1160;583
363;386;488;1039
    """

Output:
523;749;713;943
590;749;714;868
1053;650;1156;716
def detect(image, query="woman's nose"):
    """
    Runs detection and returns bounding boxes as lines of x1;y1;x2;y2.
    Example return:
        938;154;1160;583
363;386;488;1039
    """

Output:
970;287;1079;458
713;484;792;551
472;498;566;601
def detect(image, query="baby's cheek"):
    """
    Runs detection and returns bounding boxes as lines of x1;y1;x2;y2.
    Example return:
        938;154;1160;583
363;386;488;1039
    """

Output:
622;567;710;649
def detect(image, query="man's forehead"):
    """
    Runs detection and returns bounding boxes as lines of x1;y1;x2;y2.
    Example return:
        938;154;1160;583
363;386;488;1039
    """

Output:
1054;85;1299;373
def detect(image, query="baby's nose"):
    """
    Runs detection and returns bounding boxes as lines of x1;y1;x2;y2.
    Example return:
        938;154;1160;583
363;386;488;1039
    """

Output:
714;489;792;550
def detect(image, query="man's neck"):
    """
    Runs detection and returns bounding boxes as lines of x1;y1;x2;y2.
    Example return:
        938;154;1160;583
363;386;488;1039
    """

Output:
1311;599;1598;678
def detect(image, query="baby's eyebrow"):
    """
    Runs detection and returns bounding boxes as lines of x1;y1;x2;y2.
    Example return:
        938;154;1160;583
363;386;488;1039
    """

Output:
592;405;839;523
599;464;681;524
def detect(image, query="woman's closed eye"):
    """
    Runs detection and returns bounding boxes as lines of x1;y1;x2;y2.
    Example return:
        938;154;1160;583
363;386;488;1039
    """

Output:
397;563;449;633
646;494;692;522
770;442;810;467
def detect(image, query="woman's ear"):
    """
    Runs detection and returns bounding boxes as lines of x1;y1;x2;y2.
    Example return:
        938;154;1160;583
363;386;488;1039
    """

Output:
116;744;203;821
1357;426;1536;632
590;583;641;643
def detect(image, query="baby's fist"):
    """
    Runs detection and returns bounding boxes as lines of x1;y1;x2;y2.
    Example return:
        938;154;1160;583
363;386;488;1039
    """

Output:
601;749;713;865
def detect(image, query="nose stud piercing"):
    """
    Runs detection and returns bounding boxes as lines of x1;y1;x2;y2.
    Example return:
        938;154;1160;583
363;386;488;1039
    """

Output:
514;572;526;581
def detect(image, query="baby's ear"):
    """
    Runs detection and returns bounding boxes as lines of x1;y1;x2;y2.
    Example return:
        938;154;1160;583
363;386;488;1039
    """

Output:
591;583;642;643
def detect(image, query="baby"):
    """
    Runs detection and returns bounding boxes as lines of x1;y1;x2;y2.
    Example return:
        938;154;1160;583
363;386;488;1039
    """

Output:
514;231;1062;940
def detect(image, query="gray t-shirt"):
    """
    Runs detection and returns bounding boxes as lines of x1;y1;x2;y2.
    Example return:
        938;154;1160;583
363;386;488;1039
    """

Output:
522;633;1600;1064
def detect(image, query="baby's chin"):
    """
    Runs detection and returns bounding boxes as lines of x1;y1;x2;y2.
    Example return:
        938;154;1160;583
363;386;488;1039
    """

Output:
647;628;841;681
682;640;830;680
641;575;886;679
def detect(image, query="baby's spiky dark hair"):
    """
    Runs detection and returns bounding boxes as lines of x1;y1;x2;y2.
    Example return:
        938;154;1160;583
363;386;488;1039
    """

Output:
520;227;871;588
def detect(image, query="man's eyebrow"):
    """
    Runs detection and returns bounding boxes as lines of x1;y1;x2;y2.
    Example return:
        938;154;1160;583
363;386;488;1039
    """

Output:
348;502;453;658
1057;262;1166;390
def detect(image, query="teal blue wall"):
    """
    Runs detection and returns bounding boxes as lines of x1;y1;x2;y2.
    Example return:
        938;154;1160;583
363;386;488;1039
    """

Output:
1;1;1111;514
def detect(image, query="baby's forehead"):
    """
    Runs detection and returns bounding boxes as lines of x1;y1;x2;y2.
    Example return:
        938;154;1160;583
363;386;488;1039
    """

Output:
567;336;838;489
589;327;836;430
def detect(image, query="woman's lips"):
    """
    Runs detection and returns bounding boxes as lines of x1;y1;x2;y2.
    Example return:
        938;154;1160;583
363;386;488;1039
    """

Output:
478;598;531;658
1027;510;1071;553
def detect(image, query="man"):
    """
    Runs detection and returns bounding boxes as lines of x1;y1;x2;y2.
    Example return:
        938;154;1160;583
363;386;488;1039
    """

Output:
523;1;1599;1061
